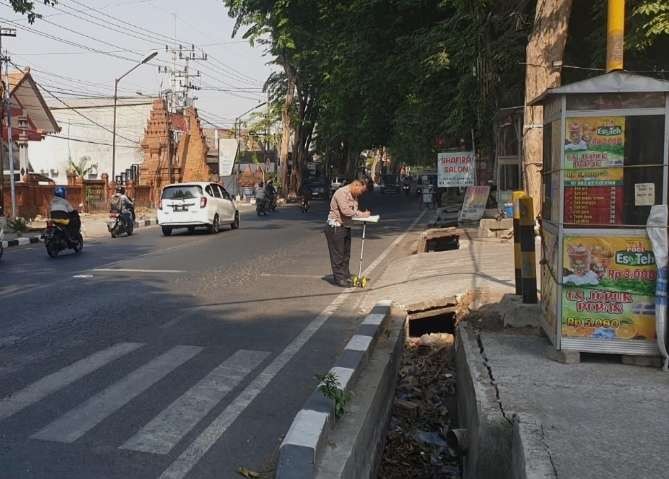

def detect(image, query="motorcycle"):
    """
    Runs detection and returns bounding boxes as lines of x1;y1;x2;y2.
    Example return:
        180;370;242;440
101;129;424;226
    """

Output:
44;213;83;258
300;196;310;213
402;183;411;196
108;210;134;238
0;228;4;261
256;197;268;216
268;195;278;212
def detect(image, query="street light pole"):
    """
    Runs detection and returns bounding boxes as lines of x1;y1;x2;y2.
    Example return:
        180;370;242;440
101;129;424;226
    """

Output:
111;51;158;183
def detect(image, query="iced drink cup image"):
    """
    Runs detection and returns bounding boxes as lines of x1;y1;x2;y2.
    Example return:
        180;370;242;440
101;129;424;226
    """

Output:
590;245;613;280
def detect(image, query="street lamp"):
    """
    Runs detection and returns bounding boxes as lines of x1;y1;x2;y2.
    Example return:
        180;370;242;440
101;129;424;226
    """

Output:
111;51;158;183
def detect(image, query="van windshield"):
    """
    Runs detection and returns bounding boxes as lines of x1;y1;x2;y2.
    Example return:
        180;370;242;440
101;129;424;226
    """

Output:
161;185;203;200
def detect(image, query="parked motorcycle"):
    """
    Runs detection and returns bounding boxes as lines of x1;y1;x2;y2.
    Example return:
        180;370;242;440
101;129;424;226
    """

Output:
44;213;83;258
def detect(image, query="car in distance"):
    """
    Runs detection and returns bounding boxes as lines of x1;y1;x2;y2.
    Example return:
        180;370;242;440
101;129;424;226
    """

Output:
304;176;329;200
330;176;346;194
158;182;239;236
380;174;401;194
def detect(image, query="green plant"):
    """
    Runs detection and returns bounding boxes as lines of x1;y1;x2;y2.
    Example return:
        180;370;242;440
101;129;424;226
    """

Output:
316;372;351;419
68;156;97;178
8;217;28;235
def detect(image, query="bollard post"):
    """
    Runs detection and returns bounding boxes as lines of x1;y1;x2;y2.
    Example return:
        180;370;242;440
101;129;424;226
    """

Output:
512;191;526;295
519;196;538;303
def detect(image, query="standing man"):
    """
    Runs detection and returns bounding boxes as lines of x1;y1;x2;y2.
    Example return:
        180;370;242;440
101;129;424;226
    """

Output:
325;179;371;287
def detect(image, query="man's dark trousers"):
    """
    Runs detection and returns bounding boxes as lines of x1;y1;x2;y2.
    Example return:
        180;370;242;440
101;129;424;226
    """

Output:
325;225;351;282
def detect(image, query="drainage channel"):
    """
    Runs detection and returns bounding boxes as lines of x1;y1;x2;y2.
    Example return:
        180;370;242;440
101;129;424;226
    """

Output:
378;298;463;479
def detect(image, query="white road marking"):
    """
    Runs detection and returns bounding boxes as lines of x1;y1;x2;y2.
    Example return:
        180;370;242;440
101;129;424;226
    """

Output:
121;349;269;455
158;209;427;479
31;345;202;443
72;274;94;279
92;268;186;274
260;273;324;279
0;343;143;421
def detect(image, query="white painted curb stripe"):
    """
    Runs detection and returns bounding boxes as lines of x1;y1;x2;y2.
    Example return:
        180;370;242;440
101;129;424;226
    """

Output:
32;345;202;443
362;313;386;326
345;335;373;352
329;367;355;391
121;349;269;455
281;409;329;449
159;210;426;479
0;342;143;420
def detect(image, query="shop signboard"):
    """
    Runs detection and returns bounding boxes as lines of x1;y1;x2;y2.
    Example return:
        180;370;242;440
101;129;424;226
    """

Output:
459;186;489;222
561;235;657;341
438;151;475;187
563;117;625;225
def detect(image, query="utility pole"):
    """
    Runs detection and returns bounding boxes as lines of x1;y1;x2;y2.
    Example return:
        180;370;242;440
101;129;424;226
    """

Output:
158;44;207;113
0;27;17;218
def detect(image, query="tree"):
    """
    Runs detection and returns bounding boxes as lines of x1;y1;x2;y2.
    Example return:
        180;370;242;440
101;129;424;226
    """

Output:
9;0;55;23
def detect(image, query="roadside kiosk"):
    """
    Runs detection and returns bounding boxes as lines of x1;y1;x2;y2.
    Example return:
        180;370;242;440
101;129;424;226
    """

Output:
532;71;669;358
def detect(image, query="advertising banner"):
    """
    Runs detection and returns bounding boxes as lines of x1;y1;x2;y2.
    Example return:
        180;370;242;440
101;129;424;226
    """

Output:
218;139;239;176
561;235;657;341
459;186;490;222
563;117;625;225
438;151;475;187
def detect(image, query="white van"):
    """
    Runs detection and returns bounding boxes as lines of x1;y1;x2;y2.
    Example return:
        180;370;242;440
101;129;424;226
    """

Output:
157;182;239;236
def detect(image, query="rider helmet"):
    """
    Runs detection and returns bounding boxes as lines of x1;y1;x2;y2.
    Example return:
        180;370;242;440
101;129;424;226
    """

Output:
116;186;126;195
54;186;67;199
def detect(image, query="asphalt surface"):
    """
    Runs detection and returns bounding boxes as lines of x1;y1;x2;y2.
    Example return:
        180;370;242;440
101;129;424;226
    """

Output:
0;192;422;479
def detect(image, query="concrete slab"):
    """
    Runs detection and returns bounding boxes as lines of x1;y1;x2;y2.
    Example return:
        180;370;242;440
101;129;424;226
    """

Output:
480;331;669;479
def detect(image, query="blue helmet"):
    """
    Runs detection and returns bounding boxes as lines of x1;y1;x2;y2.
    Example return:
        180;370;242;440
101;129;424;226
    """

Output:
54;186;67;198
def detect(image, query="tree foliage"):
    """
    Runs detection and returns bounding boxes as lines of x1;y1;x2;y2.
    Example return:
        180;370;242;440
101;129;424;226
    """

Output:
9;0;55;23
224;0;668;177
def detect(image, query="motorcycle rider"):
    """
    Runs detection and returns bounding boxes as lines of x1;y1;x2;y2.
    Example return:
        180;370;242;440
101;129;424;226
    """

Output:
255;181;267;209
50;186;80;239
265;179;277;210
110;186;134;229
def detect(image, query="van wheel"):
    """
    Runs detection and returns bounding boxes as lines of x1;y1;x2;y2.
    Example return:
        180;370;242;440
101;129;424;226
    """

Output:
231;212;240;230
161;226;172;236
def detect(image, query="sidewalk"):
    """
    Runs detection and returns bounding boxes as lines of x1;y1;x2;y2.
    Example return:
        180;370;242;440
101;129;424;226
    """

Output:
359;228;669;479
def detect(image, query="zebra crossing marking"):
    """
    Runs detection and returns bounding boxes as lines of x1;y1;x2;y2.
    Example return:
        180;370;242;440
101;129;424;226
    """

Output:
0;342;143;421
31;345;202;443
120;349;269;455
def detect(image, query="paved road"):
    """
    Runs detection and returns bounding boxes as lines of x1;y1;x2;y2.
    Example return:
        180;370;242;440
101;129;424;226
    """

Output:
0;192;422;479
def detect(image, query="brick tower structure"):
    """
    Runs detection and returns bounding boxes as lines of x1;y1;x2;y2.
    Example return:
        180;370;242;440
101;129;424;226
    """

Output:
178;107;210;183
138;99;174;205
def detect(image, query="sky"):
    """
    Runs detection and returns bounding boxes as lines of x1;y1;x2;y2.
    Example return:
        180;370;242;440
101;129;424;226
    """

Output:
0;0;273;129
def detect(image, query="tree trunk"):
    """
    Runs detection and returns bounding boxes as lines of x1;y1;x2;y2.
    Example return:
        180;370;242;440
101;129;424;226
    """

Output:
279;63;296;196
522;0;573;216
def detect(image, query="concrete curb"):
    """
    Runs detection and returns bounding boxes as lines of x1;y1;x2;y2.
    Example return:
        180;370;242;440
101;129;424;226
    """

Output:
0;218;159;250
511;414;557;479
276;300;393;479
1;235;41;249
455;322;512;479
315;308;405;479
